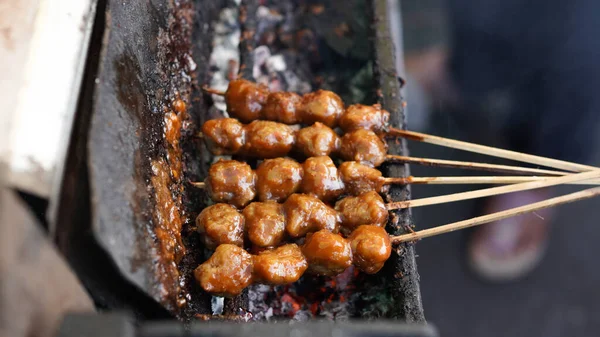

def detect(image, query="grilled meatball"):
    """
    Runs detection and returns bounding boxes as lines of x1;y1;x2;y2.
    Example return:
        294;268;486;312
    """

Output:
224;79;269;123
194;244;254;297
300;156;345;202
348;225;391;274
284;194;341;238
256;158;303;202
205;160;257;208
253;244;308;284
339;104;390;133
243;201;286;247
201;118;246;155
302;230;352;276
335;191;388;235
295;122;341;158
196;204;245;249
243;120;296;158
340;129;388;167
300;90;344;127
262;92;302;124
338;161;389;195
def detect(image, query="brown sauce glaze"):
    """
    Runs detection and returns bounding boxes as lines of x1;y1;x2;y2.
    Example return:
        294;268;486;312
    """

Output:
243;201;286;247
196;204;245;249
205;160;256;208
339;129;388;167
224;79;269;123
302;230;352;276
253;244;308;285
295;122;341;158
201;118;246;155
338;161;388;196
243;120;296;158
262;92;302;124
284;194;341;238
194;244;254;297
300;156;345;202
339;103;390;133
256;158;303;202
335;191;388;235
348;225;391;274
299;89;344;127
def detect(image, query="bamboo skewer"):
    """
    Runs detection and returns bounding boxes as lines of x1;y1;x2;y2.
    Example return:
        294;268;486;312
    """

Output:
202;86;225;96
387;169;600;210
191;176;600;190
391;186;600;243
388;128;597;173
383;176;600;185
385;155;567;176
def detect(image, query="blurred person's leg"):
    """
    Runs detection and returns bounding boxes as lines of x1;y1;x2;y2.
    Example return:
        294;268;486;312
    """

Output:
445;0;600;281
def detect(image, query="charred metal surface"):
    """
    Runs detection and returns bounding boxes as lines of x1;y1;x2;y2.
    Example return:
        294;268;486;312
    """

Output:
89;0;220;316
370;0;426;323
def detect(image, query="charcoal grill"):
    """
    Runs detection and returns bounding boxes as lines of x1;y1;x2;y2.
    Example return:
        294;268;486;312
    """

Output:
55;0;427;327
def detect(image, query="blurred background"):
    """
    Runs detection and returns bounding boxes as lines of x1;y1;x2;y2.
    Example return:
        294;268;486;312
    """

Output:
400;0;600;335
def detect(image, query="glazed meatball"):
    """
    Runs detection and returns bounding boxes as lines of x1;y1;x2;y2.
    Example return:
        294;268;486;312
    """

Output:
201;118;246;155
335;191;388;235
339;104;390;133
300;156;345;202
262;92;302;124
340;129;388;167
295;122;341;158
194;244;254;297
302;230;352;276
300;90;344;127
338;161;389;195
224;79;269;123
348;225;391;274
256;158;303;202
253;244;308;285
243;201;286;247
196;204;245;249
243;121;296;158
205;160;257;208
284;194;340;238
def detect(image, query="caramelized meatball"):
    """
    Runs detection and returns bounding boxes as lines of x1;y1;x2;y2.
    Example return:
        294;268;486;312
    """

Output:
339;104;390;133
340;129;388;167
295;122;341;158
300;90;344;127
205;160;257;208
243;121;296;158
302;230;352;276
262;92;302;124
194;244;254;297
253;244;308;284
335;191;388;235
196;204;245;249
201;118;246;155
284;194;340;238
300;156;345;202
224;79;269;123
256;158;303;202
243;201;286;247
338;161;389;195
348;225;391;274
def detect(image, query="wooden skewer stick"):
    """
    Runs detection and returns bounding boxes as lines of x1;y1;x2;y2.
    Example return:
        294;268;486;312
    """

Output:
387;169;600;210
388;128;597;173
382;176;600;185
190;181;205;188
391;186;600;243
385;155;567;176
202;86;226;96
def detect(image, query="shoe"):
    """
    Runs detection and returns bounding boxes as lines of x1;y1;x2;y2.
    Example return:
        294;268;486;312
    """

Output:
467;190;552;282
